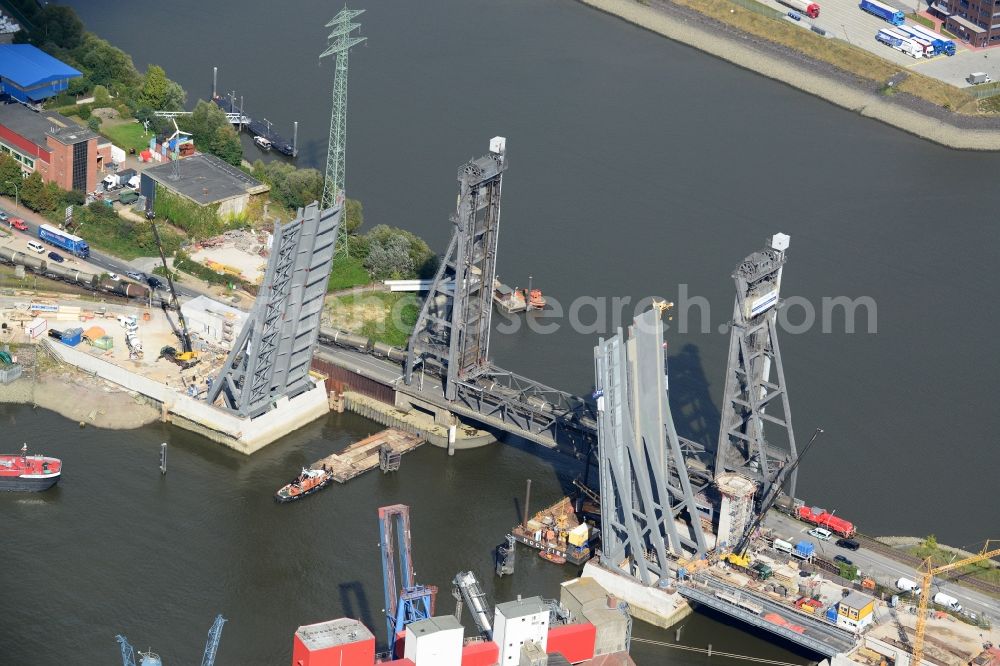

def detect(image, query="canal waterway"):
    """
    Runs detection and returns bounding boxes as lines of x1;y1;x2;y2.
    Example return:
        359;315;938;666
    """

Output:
12;0;997;661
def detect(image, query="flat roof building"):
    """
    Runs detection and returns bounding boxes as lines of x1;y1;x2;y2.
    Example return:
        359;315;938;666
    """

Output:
0;44;82;103
140;153;269;218
0;102;109;193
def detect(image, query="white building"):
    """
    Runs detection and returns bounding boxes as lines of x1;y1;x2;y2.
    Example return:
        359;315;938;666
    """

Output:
180;295;248;347
494;597;549;664
403;615;463;666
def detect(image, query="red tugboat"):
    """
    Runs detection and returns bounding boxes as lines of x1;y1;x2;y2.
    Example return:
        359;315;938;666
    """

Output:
275;467;334;503
0;444;62;492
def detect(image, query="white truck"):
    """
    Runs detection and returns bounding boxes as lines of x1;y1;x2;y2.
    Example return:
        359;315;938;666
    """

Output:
967;72;992;85
896;577;922;595
932;592;962;612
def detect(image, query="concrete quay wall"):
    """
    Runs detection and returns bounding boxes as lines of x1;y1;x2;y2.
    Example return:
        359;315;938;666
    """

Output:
43;338;330;453
582;559;693;629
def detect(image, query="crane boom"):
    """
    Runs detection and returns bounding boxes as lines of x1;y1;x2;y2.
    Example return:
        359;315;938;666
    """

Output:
115;634;137;666
201;614;227;666
149;218;193;353
912;540;999;666
732;427;823;557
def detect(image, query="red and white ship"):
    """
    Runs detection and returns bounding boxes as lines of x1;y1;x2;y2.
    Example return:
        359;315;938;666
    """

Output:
0;444;62;492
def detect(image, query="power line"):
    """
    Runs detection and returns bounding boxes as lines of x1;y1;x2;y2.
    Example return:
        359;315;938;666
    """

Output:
631;637;808;666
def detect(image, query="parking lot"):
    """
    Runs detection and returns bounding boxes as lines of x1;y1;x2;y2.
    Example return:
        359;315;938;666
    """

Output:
756;0;1000;89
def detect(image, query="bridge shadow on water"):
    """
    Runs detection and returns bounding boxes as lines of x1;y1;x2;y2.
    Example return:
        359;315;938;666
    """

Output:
667;343;721;455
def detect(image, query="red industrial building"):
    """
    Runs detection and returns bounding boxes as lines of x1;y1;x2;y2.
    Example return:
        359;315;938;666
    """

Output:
0;103;111;193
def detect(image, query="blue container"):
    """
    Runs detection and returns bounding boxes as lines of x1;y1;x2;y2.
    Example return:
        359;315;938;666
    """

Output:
61;327;83;346
826;605;838;622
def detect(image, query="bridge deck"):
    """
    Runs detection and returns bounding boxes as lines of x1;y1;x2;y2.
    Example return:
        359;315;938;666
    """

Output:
678;577;857;657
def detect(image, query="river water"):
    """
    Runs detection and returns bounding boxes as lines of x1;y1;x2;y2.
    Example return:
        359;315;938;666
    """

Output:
9;0;996;662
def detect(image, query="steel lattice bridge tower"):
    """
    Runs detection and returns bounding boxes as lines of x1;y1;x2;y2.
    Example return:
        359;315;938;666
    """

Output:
405;137;507;399
321;7;365;210
208;203;341;417
594;306;709;583
715;233;798;500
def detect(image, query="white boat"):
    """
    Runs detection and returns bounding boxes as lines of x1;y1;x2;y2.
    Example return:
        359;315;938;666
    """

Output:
253;136;272;150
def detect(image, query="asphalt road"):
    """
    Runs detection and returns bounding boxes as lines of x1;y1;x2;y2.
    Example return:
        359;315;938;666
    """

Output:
0;196;200;299
764;511;1000;623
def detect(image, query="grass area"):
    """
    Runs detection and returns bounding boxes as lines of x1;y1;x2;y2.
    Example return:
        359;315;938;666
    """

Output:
908;13;934;29
673;0;978;113
99;122;154;153
907;538;1000;587
328;255;371;291
980;94;1000;113
324;291;419;348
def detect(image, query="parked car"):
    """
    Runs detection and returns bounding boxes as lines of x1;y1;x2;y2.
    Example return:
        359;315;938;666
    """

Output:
9;217;27;231
808;527;833;541
836;538;860;551
125;271;144;281
107;273;120;281
47;251;64;263
834;554;853;566
146;275;164;290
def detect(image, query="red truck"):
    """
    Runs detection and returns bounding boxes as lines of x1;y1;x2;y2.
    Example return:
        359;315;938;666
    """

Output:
8;218;28;231
797;506;856;537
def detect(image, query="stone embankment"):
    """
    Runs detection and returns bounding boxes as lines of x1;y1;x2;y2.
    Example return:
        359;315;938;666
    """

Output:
578;0;1000;150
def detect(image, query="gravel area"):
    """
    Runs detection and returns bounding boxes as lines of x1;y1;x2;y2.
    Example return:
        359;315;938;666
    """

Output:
579;0;1000;149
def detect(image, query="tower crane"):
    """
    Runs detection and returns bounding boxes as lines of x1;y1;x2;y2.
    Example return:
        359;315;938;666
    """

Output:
911;540;999;666
725;427;823;568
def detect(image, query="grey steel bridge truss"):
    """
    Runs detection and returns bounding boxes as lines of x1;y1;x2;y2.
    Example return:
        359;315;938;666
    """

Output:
405;138;507;400
208;203;341;417
715;234;798;500
594;307;709;585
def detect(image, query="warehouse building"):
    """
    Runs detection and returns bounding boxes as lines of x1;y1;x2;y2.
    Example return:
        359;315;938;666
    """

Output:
0;44;82;104
180;295;248;347
934;0;1000;47
0;102;110;193
140;153;269;218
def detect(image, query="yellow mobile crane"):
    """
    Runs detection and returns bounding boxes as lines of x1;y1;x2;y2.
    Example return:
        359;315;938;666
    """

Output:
911;540;999;666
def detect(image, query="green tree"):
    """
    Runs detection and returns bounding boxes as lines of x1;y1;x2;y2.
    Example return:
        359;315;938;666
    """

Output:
33;6;84;50
73;34;140;90
284;168;324;209
364;234;414;280
92;84;112;107
0;155;23;197
366;224;437;277
344;198;364;234
137;65;185;111
19;172;56;213
210;125;243;166
87;116;101;132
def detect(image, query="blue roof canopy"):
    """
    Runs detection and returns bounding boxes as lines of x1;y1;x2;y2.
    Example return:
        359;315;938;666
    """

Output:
0;44;82;88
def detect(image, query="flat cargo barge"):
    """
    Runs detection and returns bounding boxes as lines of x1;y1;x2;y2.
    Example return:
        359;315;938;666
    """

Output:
311;428;424;483
511;496;594;566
